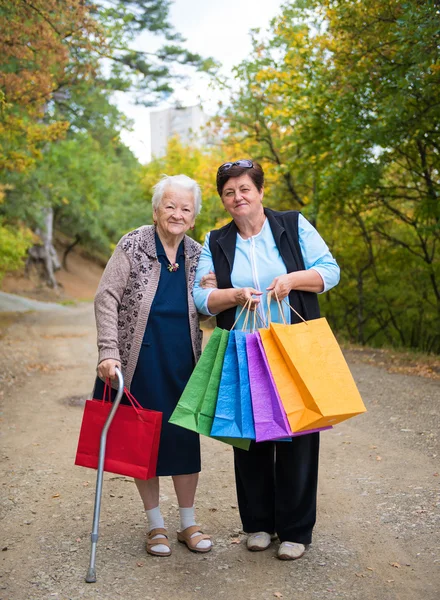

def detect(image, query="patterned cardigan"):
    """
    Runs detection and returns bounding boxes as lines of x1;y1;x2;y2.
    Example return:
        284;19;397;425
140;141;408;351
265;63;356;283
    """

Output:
94;225;203;390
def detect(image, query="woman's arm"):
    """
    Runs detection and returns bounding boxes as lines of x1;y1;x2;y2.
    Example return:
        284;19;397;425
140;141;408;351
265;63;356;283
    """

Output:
193;233;218;315
205;287;261;313
194;233;261;314
94;243;131;377
267;214;340;300
267;270;324;300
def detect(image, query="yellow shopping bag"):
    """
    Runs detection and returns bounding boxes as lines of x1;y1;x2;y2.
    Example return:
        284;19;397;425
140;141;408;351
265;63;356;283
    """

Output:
268;318;366;430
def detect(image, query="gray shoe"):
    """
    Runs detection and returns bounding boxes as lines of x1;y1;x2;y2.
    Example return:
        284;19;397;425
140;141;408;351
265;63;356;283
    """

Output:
246;531;271;551
277;541;305;560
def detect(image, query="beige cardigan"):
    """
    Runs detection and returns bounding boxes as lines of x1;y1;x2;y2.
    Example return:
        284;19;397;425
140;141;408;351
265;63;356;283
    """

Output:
94;225;203;390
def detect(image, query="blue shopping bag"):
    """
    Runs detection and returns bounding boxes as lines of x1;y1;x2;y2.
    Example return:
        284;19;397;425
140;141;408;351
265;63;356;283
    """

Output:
211;330;256;439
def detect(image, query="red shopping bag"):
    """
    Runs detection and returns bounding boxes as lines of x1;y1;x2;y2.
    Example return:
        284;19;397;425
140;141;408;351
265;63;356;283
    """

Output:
75;384;162;480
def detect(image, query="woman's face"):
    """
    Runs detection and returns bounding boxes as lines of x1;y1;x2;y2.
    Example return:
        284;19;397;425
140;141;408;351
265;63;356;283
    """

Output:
154;186;196;239
221;174;264;221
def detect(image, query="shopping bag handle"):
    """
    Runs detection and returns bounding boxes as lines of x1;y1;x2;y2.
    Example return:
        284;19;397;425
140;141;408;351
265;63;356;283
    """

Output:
243;299;267;332
102;380;111;403
267;291;308;325
103;379;149;421
123;387;148;421
266;291;287;325
281;293;308;324
242;299;253;331
233;298;268;332
122;386;143;410
231;297;253;331
252;308;266;331
103;379;121;404
123;386;162;424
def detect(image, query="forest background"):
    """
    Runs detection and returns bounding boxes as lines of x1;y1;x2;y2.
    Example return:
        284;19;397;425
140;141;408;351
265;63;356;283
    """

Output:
0;0;439;353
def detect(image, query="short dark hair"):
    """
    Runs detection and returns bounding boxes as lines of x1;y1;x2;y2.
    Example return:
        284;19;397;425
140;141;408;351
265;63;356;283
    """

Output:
216;160;264;196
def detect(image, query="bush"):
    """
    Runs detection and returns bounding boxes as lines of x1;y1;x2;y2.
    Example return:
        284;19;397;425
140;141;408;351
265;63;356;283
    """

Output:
0;219;35;283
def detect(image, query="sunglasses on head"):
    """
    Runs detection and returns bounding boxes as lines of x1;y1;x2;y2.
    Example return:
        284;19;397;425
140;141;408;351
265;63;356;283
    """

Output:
218;159;253;174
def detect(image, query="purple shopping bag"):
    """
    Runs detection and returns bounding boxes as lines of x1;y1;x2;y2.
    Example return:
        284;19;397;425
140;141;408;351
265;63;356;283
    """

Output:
247;332;332;442
246;332;292;441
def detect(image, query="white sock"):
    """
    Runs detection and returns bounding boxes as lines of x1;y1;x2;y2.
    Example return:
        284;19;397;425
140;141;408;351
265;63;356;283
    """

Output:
146;506;168;553
179;506;211;550
179;506;196;530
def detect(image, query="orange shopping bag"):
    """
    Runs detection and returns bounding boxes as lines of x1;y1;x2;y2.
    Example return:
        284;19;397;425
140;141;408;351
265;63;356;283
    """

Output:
258;327;319;432
268;317;366;430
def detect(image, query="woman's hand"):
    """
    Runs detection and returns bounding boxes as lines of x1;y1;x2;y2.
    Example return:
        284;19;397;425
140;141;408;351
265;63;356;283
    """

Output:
268;270;325;297
205;287;262;314
199;270;218;289
266;274;293;301
98;359;121;380
235;287;262;311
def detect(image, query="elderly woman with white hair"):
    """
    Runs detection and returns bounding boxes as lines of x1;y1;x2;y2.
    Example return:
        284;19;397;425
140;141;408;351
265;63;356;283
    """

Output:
93;174;212;557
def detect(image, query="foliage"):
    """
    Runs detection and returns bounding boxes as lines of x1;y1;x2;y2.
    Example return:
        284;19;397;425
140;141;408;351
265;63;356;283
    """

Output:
0;0;214;274
94;0;217;104
0;219;35;283
4;132;149;257
219;0;439;351
0;0;100;174
1;0;438;354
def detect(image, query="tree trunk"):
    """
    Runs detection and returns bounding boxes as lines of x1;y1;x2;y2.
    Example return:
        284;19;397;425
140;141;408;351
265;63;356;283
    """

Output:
26;206;61;288
62;234;81;271
357;274;364;345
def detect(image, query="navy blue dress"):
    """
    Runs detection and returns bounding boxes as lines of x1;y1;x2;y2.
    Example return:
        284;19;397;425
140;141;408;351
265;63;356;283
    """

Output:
94;233;201;476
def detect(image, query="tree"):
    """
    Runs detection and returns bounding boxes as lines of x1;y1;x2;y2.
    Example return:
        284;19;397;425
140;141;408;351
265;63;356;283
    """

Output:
0;0;101;285
0;0;99;174
0;184;34;282
219;0;440;351
0;0;215;286
93;0;216;104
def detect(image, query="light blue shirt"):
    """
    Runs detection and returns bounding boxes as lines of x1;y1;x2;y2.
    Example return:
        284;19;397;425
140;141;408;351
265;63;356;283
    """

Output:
193;214;340;330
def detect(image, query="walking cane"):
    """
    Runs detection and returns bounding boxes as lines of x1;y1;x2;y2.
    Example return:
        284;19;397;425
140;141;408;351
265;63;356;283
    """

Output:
85;367;124;583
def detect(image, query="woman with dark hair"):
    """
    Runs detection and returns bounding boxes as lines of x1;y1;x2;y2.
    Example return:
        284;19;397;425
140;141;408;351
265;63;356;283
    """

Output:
194;160;340;560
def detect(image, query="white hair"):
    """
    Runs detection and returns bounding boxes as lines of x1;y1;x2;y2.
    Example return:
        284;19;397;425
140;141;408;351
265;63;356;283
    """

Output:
152;174;202;215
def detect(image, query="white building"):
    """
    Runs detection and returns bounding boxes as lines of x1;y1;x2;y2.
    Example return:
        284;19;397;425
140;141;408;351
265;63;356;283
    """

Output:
150;104;210;158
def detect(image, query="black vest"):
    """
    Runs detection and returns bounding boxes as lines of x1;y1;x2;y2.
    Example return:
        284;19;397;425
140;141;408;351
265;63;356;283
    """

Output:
209;208;321;330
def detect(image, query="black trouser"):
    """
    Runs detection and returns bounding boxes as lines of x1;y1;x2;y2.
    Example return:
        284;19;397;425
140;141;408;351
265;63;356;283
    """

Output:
233;432;319;545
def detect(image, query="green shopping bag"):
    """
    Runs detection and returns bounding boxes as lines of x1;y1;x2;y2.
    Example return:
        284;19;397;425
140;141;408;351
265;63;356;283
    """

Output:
169;327;250;450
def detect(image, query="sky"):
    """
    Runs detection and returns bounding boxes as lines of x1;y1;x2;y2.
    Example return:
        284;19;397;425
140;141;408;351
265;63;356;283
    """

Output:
115;0;285;163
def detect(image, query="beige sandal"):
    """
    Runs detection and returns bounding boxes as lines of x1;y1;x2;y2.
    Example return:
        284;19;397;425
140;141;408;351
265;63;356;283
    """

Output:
177;525;212;553
146;527;171;557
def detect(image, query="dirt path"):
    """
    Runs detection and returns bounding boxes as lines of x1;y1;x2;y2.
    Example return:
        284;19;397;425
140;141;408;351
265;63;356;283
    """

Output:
0;305;439;600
